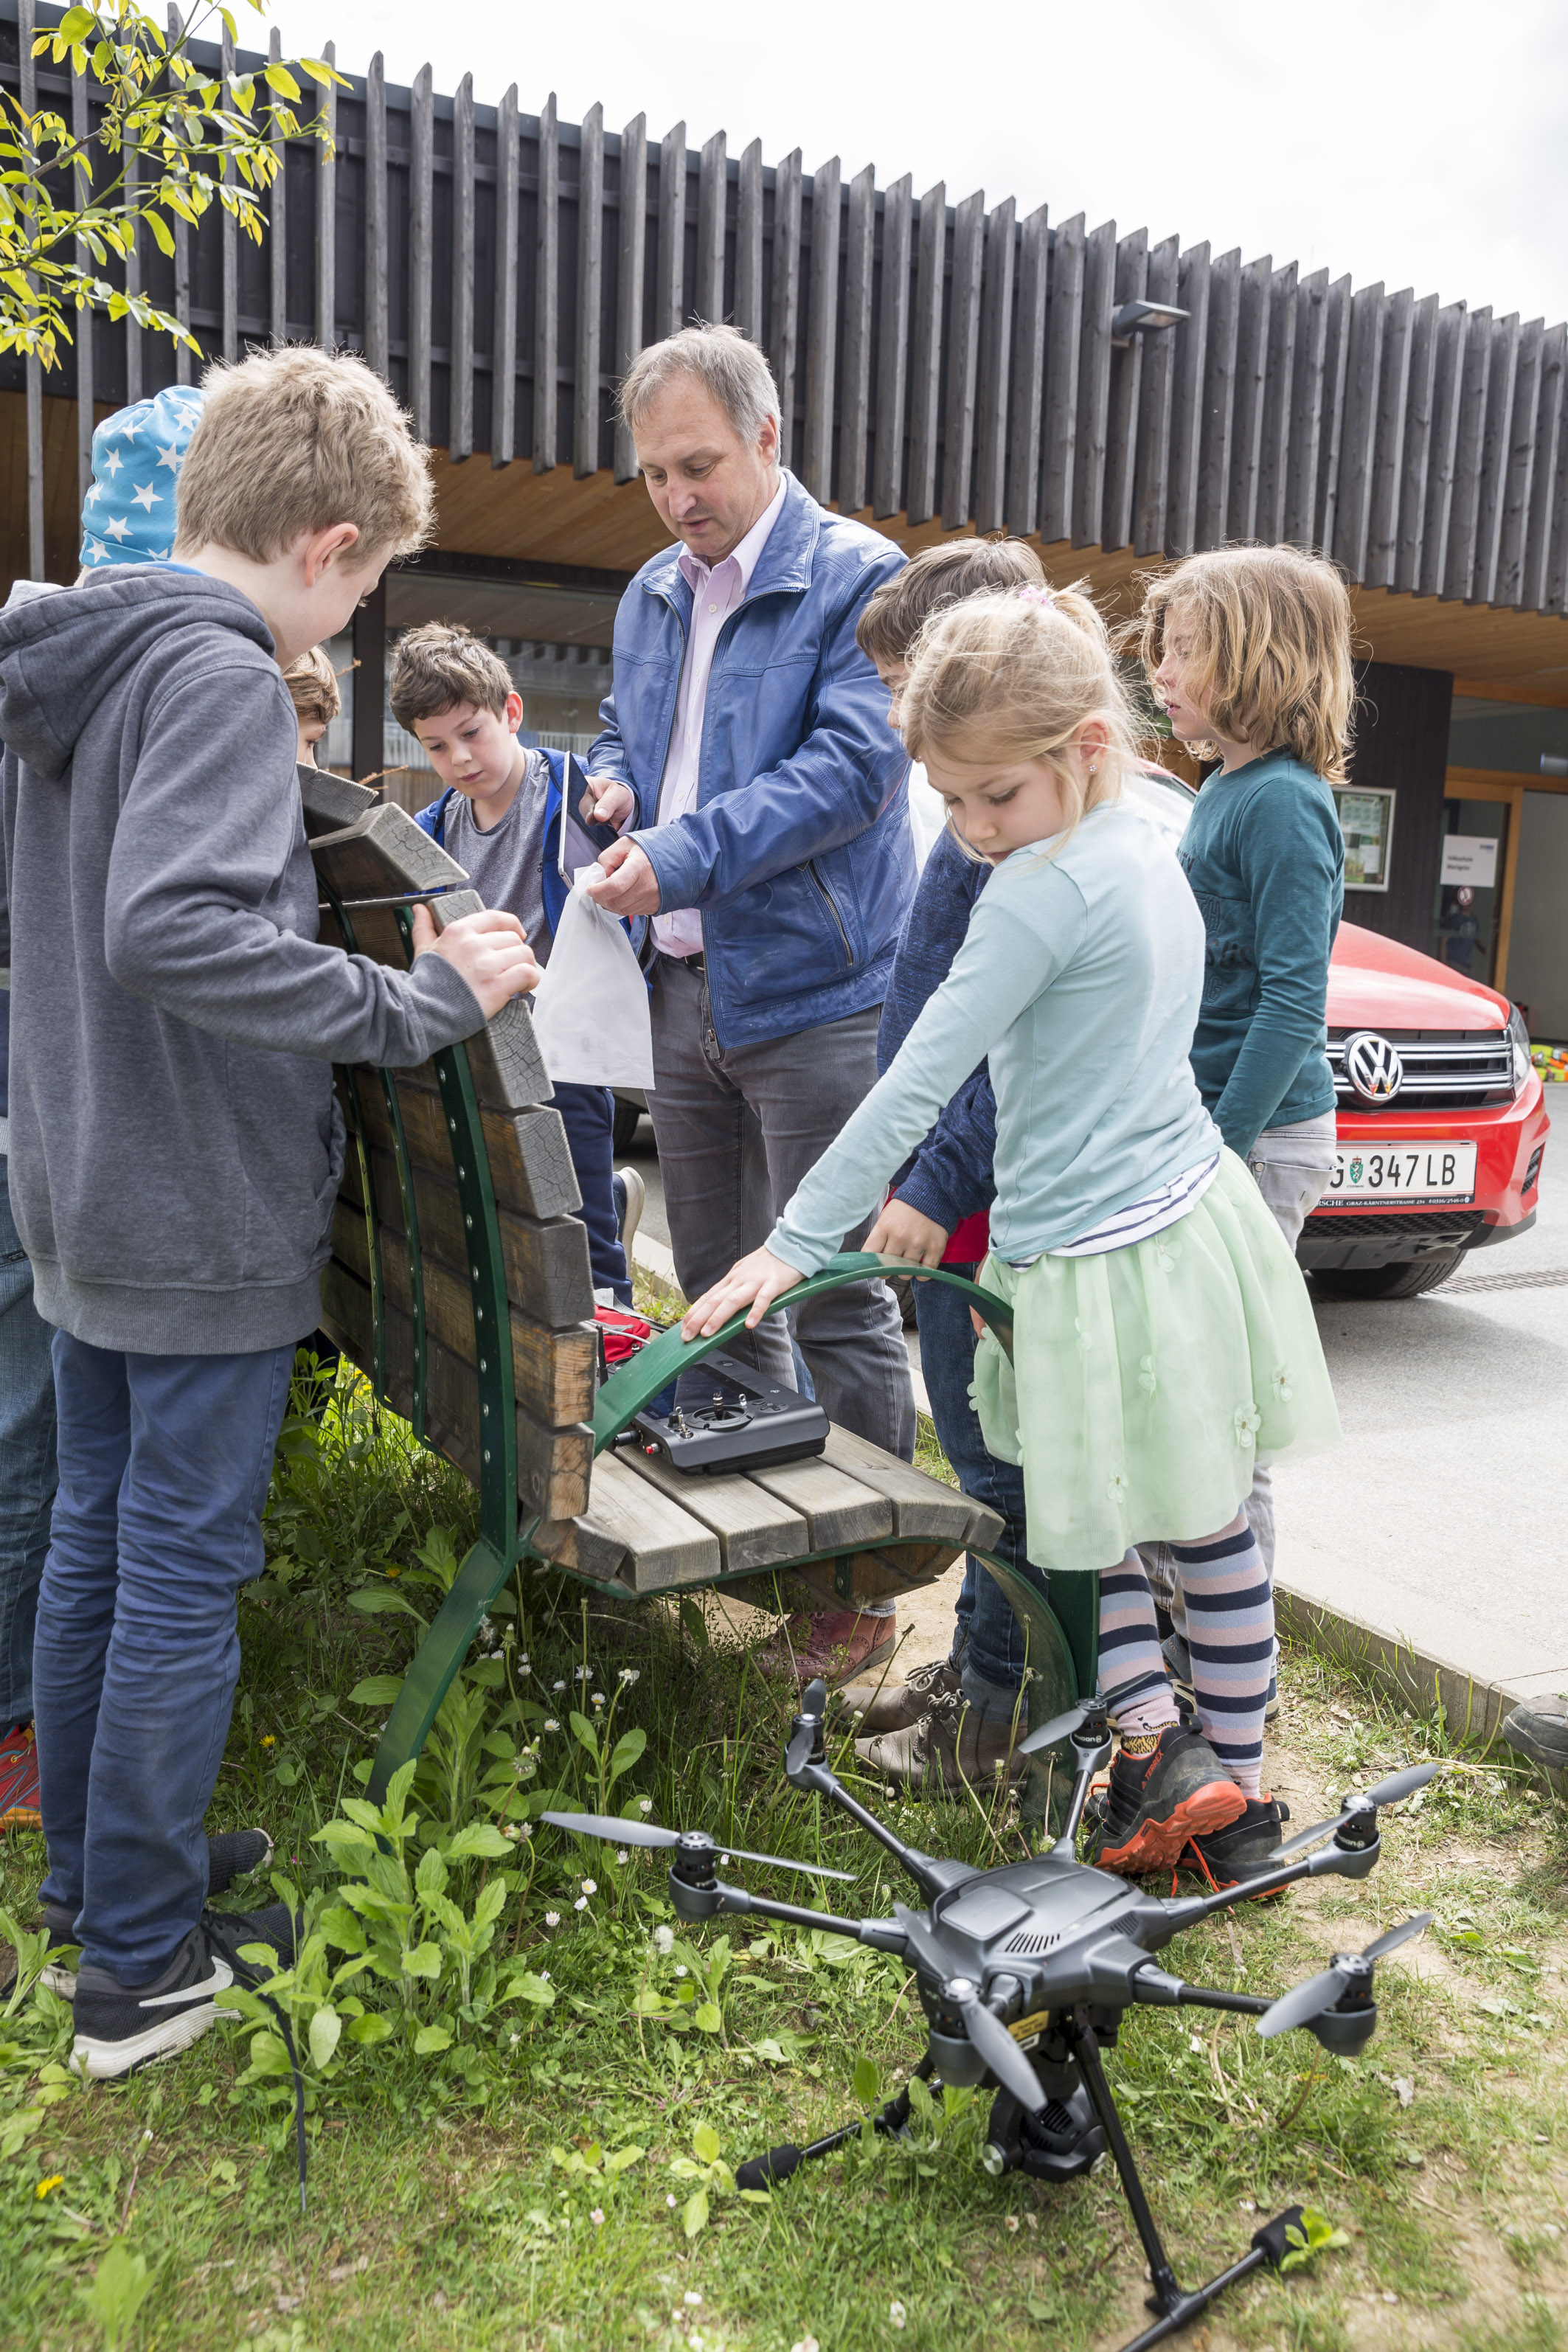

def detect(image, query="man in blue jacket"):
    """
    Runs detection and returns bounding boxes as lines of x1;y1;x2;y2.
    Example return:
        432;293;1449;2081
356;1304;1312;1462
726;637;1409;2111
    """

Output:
585;326;916;1685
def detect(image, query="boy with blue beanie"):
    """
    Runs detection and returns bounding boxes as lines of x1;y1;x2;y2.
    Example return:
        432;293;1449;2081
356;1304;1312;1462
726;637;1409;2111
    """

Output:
0;348;539;2078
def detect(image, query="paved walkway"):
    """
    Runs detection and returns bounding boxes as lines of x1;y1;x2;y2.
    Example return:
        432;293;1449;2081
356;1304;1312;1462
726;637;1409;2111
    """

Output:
618;1106;1568;1737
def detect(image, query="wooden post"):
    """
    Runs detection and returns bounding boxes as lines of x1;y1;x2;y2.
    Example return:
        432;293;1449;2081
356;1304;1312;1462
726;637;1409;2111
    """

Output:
1006;201;1049;540
1496;316;1544;608
364;53;388;377
492;86;519;466
803;156;842;505
21;0;44;577
1472;313;1522;605
1314;274;1353;555
269;27;289;346
1283;268;1328;549
1332;282;1386;580
409;65;434;441
942;190;985;532
1196;246;1240;548
1166;240;1210;555
839;164;876;516
1522;321;1565;612
657;121;686;337
168;7;191;384
1227;251;1271;543
72;66;92;510
1394;291;1439;594
873;173;913;522
1101;224;1148;553
575;104;605;478
696;130;726;324
353;575;387;783
1442;303;1492;600
905;181;944;528
735;137;764;347
1418;302;1468;597
220;21;237;361
770;150;804;469
1040;212;1084;544
974;195;1016;536
1072;218;1116;549
533;94;559;471
315;40;337;350
613;113;648;482
1255;259;1297;544
1364;285;1415;589
1131;230;1179;556
450;74;476;458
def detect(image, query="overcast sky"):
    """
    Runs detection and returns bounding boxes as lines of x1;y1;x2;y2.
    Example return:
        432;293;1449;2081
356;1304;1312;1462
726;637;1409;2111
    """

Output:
264;0;1568;330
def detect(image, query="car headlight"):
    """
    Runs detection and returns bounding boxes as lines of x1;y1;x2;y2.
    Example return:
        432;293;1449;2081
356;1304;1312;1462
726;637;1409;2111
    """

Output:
1508;1005;1532;1092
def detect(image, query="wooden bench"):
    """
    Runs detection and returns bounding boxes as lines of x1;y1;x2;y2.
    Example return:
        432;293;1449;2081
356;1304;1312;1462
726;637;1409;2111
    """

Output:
301;768;1095;1801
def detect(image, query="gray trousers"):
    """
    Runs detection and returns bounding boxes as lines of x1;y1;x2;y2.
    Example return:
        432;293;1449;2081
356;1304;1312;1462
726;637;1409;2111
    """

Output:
647;954;917;1465
1143;1111;1337;1617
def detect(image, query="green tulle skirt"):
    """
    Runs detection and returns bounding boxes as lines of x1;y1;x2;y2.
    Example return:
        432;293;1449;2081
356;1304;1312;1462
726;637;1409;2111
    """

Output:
969;1147;1340;1575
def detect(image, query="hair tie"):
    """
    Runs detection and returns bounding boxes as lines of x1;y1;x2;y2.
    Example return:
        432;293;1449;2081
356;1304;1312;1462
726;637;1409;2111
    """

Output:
1015;583;1056;608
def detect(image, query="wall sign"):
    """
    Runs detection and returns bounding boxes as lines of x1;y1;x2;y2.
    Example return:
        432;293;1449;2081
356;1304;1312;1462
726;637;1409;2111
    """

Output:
1333;787;1397;892
1439;833;1499;888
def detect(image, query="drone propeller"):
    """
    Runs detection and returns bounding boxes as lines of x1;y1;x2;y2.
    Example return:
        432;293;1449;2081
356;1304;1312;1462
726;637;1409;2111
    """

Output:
540;1809;855;1884
1274;1761;1441;1859
1017;1699;1104;1758
785;1676;830;1777
945;1978;1050;2116
1256;1912;1432;2039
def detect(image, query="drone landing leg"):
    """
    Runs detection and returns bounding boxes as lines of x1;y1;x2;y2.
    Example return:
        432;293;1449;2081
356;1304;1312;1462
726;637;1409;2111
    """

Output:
735;2057;936;2193
1066;2016;1308;2352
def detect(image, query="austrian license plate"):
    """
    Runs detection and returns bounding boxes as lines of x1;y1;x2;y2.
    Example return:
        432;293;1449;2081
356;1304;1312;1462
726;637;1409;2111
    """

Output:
1319;1142;1478;1206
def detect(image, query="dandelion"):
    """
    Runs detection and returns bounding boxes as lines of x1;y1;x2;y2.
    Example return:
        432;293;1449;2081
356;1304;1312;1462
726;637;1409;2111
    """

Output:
619;1666;641;1685
384;1566;401;1578
34;2176;63;2200
581;1879;597;1894
545;1911;561;1928
889;2303;907;2329
1005;2214;1020;2233
260;1734;276;1749
575;1896;589;1912
591;2206;606;2226
653;1926;676;1956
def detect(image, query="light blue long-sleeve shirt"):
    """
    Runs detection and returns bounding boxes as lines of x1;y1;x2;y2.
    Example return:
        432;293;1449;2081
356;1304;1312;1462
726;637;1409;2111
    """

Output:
769;801;1222;1273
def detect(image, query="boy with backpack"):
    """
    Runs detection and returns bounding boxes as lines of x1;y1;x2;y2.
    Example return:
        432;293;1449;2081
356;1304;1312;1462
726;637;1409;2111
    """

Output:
0;347;538;2077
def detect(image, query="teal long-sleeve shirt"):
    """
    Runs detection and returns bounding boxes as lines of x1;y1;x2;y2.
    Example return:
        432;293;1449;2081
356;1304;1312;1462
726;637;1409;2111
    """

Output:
1177;752;1344;1158
769;802;1220;1274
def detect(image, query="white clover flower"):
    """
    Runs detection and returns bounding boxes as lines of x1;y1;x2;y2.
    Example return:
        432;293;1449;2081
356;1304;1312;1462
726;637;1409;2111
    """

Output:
653;1926;675;1956
674;1963;688;1978
1005;2213;1020;2233
545;1911;561;1927
575;1665;592;1680
639;1798;654;1814
889;2303;907;2330
619;1667;640;1685
539;1969;549;1980
553;1679;566;1692
591;2206;605;2226
518;1822;533;1839
509;2031;520;2045
518;1654;530;1669
581;1879;597;1894
575;1895;589;1912
666;2193;676;2208
685;2292;703;2307
616;1850;630;1864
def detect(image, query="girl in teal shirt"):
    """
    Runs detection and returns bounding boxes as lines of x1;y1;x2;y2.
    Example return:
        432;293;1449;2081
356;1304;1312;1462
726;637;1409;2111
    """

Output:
684;586;1339;1878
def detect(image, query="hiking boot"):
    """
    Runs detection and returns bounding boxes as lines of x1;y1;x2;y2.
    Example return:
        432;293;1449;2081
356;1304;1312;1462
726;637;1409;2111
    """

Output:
35;1828;274;1999
71;1901;294;2080
1501;1695;1568;1772
856;1691;1027;1795
0;1721;40;1833
1092;1724;1246;1876
754;1609;898;1690
1161;1631;1280;1724
1182;1796;1291;1893
856;1654;960;1735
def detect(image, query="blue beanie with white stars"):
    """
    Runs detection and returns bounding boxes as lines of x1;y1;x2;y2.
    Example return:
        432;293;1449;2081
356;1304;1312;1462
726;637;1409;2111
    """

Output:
78;383;207;572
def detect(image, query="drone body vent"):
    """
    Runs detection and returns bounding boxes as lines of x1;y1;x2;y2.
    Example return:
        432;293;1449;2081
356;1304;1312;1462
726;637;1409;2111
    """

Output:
1004;1929;1061;1957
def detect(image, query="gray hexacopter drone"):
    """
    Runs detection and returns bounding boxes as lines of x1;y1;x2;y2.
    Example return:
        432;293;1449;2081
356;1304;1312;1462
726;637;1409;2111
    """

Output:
547;1679;1435;2351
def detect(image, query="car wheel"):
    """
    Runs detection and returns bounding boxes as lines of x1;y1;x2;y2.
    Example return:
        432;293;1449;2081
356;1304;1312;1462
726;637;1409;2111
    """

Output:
612;1098;644;1155
1309;1249;1466;1301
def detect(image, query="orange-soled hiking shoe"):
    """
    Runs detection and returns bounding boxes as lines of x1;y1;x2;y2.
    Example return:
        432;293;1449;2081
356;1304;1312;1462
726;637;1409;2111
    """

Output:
1182;1796;1291;1895
1092;1724;1246;1876
0;1721;40;1834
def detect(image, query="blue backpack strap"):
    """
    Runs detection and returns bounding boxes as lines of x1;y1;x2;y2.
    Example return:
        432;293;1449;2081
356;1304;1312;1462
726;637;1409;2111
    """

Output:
412;785;457;849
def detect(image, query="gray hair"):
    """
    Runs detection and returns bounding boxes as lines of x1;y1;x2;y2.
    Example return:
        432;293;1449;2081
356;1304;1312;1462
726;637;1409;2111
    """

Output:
617;323;781;447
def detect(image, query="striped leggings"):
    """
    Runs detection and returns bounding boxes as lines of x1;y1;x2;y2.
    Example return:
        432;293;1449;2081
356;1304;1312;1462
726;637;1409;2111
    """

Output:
1097;1514;1273;1797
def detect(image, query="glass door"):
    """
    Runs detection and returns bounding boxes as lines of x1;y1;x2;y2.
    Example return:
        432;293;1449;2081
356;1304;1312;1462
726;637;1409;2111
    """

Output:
1432;796;1511;987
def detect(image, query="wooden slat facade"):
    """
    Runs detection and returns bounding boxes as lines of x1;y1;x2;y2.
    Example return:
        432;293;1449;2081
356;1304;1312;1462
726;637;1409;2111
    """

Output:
3;0;1568;624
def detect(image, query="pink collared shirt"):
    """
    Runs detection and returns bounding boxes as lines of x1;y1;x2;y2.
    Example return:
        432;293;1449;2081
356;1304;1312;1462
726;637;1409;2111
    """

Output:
651;472;788;957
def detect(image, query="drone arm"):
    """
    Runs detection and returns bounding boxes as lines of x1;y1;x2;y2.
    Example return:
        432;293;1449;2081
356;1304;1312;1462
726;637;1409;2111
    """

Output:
668;1869;908;1953
1130;1964;1272;2020
790;1756;945;1901
1158;1832;1379;1936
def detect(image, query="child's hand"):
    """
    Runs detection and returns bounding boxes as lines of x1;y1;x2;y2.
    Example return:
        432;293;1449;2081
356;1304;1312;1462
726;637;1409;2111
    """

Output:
411;903;540;1018
681;1247;803;1339
584;778;635;829
864;1197;951;1268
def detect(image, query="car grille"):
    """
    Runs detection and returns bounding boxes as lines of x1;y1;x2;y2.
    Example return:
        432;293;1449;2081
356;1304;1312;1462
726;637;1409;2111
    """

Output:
1328;1027;1513;1111
1303;1207;1487;1241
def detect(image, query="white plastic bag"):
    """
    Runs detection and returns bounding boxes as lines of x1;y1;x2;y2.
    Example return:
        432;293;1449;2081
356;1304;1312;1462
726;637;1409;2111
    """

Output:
529;864;655;1090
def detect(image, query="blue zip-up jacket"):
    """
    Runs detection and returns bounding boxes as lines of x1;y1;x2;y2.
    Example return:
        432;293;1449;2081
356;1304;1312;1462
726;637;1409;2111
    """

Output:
877;829;996;1233
586;471;914;1049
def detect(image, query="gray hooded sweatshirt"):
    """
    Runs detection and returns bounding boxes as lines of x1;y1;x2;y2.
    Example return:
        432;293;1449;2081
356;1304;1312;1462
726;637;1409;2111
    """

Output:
0;566;482;1354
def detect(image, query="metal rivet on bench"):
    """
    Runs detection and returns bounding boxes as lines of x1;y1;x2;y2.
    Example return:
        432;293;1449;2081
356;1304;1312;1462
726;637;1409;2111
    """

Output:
448;1117;457;1131
482;1404;490;1415
479;1358;487;1371
484;1449;491;1463
465;1214;473;1229
458;1165;466;1178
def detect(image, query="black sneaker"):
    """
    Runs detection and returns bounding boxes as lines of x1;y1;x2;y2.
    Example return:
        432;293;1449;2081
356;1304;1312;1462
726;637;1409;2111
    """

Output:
70;1901;294;2079
1182;1796;1291;1893
1093;1724;1246;1876
38;1827;274;1999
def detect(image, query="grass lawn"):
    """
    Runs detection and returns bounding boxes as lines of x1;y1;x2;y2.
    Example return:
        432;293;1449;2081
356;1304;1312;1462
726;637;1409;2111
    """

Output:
1;1357;1565;2352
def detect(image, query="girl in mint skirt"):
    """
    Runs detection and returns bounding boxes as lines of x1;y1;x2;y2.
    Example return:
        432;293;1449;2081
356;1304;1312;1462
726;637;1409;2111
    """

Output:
683;584;1339;1878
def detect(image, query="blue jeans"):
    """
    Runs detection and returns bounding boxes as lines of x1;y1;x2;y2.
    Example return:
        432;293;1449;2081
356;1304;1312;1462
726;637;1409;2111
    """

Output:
0;1155;57;1726
35;1333;294;1983
914;1266;1042;1707
554;1081;631;1305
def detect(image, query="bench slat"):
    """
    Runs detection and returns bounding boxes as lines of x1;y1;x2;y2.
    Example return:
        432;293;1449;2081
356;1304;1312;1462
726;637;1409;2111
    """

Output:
300;763;376;840
744;1455;894;1550
561;1448;722;1592
351;1075;580;1222
366;1153;594;1331
608;1443;811;1573
311;803;469;902
375;1236;597;1431
818;1426;980;1547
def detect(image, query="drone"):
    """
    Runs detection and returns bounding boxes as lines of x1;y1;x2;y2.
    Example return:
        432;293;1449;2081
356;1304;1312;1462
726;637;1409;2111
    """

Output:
547;1680;1437;2352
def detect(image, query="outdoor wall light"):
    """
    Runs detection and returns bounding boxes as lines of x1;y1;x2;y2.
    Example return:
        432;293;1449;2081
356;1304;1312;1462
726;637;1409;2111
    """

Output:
1540;754;1567;776
1110;299;1190;348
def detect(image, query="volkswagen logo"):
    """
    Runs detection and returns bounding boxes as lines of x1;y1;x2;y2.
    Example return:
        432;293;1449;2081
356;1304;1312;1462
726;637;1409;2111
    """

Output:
1344;1031;1404;1103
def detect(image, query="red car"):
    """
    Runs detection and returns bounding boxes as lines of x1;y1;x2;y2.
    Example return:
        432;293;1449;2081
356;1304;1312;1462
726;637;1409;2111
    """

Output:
1301;923;1549;1299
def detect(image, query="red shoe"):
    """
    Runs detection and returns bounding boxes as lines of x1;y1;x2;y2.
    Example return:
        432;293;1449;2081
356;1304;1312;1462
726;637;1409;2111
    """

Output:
754;1609;898;1690
0;1721;41;1834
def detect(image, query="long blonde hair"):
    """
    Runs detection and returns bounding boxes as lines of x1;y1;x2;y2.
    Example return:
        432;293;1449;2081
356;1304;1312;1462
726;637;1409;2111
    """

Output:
1135;547;1356;785
900;583;1139;861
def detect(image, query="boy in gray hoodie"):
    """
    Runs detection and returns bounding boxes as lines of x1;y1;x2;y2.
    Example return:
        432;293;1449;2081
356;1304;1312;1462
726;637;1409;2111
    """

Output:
0;347;538;2078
